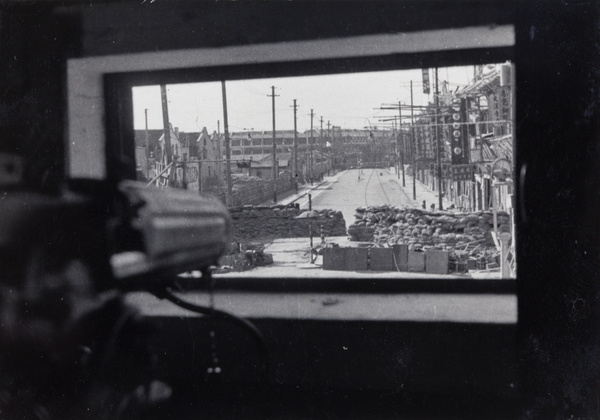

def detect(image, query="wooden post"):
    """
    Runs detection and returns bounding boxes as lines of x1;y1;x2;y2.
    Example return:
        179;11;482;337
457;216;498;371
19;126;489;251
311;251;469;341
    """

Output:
221;81;232;206
160;85;172;165
499;232;511;277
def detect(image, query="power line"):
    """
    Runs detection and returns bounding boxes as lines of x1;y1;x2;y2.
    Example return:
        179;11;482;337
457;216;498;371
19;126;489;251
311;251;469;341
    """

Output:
375;170;391;205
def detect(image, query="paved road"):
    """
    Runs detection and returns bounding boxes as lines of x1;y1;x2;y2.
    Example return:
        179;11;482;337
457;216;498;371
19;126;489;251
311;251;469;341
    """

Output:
304;168;414;228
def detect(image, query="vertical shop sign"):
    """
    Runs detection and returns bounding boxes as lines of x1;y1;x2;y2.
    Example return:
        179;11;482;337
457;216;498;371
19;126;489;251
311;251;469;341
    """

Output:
450;98;470;165
499;86;511;123
489;91;501;127
440;113;449;160
422;68;430;94
421;122;428;160
428;121;435;160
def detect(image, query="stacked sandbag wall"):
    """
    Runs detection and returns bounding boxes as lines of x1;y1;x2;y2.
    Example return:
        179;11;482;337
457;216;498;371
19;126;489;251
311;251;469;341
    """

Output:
230;205;347;241
348;205;512;249
204;175;294;206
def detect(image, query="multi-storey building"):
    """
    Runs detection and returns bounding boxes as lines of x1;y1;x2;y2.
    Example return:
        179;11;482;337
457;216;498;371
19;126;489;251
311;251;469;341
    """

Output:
228;129;331;182
134;126;221;190
405;63;514;212
329;128;394;168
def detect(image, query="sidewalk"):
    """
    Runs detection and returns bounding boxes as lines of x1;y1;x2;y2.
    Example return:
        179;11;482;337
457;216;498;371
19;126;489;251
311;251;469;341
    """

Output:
262;171;346;207
395;168;454;210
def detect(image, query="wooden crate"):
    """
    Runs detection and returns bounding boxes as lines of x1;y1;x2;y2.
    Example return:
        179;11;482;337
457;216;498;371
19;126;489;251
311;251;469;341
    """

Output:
392;244;409;271
425;249;449;275
408;250;425;272
322;247;346;271
346;248;368;271
369;247;394;271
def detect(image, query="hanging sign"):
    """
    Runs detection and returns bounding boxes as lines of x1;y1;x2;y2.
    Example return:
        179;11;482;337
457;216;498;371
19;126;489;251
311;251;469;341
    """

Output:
422;68;430;94
452;164;474;181
450;98;470;165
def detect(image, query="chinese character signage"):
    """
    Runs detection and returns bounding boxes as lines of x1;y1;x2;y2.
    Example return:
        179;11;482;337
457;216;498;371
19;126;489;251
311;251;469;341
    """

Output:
452;164;473;181
498;86;511;122
488;86;511;127
422;68;430;94
439;114;449;160
415;123;435;161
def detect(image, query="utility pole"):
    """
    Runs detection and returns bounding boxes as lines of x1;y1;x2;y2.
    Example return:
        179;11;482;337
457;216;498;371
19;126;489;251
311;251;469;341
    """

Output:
221;81;232;206
399;101;406;186
319;116;325;177
320;116;324;155
477;95;483;163
410;81;416;201
144;109;149;157
310;109;314;185
435;68;443;210
269;86;279;202
393;119;398;177
292;99;298;188
160;85;172;166
327;120;332;173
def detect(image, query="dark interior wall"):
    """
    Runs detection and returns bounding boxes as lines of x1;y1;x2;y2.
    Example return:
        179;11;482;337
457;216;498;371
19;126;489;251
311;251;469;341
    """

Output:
0;5;80;191
142;316;518;418
76;1;513;57
151;317;517;396
514;2;600;416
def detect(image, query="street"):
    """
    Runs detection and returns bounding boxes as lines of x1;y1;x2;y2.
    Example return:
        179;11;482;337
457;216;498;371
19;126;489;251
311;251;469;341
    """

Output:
294;168;414;227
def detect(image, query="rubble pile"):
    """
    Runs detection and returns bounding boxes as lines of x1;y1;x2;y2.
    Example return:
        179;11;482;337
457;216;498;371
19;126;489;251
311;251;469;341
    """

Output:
348;205;512;250
217;242;274;272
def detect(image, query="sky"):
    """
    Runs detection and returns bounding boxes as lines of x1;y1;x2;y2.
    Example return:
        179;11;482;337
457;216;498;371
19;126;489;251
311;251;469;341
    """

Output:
132;66;481;135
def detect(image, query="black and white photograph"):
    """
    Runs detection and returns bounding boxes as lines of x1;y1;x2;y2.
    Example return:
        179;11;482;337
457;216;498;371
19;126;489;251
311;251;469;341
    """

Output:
0;1;598;419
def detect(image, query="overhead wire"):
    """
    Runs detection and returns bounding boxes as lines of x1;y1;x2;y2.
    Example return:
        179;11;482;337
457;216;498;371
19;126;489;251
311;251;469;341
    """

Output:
364;168;374;206
375;169;391;205
362;167;392;208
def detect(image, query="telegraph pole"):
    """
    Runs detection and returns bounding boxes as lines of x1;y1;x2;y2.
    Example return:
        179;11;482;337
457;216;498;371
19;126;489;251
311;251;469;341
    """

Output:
399;101;406;186
435;68;443;210
144;109;149;156
320;116;324;155
327;120;332;173
292;99;298;188
310;109;314;185
410;81;416;201
160;84;172;165
221;81;232;206
269;86;279;202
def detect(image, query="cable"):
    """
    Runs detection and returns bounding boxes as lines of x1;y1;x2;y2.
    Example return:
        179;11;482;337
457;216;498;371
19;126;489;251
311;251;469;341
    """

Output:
154;287;270;382
363;168;392;207
374;169;391;205
364;168;375;206
392;247;401;272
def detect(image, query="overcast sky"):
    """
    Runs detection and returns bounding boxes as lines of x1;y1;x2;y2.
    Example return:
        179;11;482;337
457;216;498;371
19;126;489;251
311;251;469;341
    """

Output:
132;66;482;134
